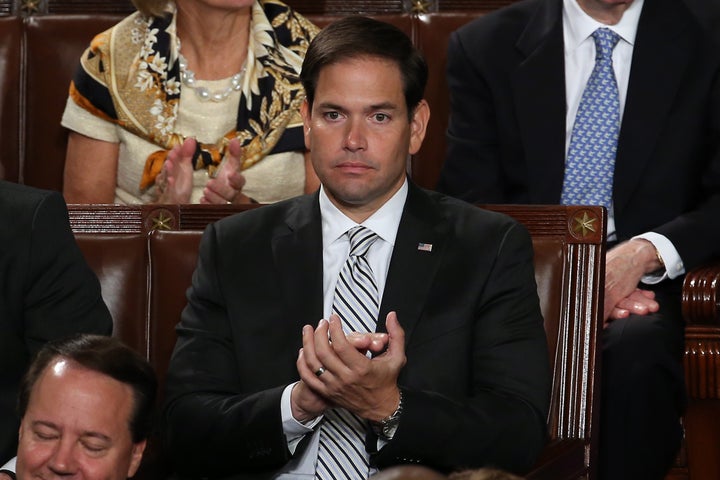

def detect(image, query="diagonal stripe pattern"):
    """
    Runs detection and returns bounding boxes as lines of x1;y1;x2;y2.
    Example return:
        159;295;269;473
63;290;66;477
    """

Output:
332;226;380;334
316;226;380;480
561;28;621;208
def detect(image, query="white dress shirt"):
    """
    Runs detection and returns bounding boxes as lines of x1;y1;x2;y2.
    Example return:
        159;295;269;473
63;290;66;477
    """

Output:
275;181;408;478
563;0;684;281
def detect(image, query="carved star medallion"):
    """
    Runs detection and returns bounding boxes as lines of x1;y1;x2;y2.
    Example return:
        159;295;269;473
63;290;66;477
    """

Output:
572;211;597;237
21;0;41;14
410;0;434;13
150;211;174;231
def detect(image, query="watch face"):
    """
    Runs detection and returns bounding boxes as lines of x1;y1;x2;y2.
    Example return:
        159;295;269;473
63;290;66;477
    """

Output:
382;416;400;439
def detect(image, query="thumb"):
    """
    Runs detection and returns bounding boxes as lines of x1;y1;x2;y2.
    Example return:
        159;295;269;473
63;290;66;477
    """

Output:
226;138;243;169
180;137;197;161
384;311;406;356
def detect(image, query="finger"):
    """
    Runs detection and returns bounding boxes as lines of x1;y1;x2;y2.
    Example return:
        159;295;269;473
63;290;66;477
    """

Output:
182;136;197;154
346;332;388;354
384;312;406;362
298;327;329;391
368;333;390;353
200;186;226;204
326;315;371;369
301;324;323;372
315;317;356;376
217;139;242;179
616;297;659;316
607;307;630;322
227;171;247;192
297;347;327;393
202;182;236;204
346;332;373;354
636;288;656;300
228;137;243;161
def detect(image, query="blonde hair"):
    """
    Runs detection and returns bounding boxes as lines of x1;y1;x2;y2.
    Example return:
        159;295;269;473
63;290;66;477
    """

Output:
131;0;171;18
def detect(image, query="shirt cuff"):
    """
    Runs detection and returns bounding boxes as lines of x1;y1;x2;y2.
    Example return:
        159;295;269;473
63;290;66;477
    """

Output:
281;383;322;454
1;456;16;475
633;232;685;284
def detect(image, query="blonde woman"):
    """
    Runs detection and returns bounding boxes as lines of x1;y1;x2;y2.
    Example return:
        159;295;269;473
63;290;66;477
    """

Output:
62;0;319;204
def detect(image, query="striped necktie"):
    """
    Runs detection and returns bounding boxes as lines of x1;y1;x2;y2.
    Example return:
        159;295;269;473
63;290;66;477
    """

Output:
561;28;621;208
316;226;380;480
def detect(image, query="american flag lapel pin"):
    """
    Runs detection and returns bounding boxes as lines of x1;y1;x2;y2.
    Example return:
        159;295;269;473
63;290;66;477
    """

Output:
417;242;433;252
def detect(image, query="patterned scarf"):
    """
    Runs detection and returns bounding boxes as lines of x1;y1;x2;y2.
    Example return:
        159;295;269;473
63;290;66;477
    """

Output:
69;0;319;190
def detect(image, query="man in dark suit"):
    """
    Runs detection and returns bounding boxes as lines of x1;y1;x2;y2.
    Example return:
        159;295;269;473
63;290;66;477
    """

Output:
437;0;720;478
0;181;112;472
164;16;550;479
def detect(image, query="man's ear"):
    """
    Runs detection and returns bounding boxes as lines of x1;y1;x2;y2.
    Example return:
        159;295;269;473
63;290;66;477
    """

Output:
301;99;312;151
408;99;430;156
126;440;147;478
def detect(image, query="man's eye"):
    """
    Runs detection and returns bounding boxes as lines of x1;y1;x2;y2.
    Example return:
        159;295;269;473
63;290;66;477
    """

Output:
82;441;108;454
373;113;389;122
324;112;340;120
34;431;58;441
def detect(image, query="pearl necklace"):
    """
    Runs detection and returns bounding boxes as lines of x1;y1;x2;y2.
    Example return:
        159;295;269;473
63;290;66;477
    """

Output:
177;46;245;103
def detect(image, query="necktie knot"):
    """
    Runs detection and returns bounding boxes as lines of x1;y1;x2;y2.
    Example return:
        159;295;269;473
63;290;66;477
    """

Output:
592;28;620;61
347;225;378;258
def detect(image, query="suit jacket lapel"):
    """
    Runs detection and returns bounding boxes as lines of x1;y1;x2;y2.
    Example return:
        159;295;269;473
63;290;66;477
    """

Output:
513;0;567;203
272;194;324;332
613;0;695;213
377;183;448;343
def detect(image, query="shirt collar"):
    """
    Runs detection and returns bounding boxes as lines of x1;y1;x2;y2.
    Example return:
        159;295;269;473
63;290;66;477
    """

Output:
319;179;408;247
563;0;644;51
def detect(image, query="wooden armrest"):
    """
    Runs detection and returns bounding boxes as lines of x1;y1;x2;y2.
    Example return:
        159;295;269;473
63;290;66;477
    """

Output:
525;439;587;480
682;261;720;325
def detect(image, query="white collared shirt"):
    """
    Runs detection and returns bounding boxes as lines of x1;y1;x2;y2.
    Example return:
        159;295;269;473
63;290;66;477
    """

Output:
276;180;408;477
562;0;684;281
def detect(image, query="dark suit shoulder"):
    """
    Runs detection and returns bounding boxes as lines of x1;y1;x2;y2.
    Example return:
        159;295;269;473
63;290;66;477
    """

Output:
210;194;316;245
422;188;529;243
0;181;58;224
0;182;71;249
682;0;720;39
454;0;545;43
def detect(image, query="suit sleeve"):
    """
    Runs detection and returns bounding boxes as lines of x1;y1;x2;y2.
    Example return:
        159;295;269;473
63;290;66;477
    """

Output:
23;191;112;352
374;222;550;473
437;30;506;203
163;223;291;477
651;73;720;269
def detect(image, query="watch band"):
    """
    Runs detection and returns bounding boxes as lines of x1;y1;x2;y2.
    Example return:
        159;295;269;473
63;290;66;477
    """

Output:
373;389;403;440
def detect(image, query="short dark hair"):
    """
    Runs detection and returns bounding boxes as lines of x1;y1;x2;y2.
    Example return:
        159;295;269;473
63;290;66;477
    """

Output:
300;16;428;119
18;334;157;444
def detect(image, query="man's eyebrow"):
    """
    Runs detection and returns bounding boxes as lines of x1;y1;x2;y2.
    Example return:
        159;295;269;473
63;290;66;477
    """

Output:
315;102;399;112
368;102;398;111
316;101;346;111
31;420;59;431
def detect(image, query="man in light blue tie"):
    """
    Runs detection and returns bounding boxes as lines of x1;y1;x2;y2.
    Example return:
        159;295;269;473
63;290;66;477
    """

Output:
164;16;551;479
438;0;720;478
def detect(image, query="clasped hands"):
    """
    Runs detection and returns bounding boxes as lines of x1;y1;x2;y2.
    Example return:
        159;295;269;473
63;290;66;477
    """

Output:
291;312;406;424
155;137;252;204
604;238;664;325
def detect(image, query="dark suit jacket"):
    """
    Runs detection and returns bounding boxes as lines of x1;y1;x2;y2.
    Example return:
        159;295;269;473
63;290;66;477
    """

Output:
438;0;720;271
0;181;112;464
164;182;551;478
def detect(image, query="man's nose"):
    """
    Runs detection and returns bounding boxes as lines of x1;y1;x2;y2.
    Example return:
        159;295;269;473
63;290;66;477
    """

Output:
47;438;79;476
343;118;367;151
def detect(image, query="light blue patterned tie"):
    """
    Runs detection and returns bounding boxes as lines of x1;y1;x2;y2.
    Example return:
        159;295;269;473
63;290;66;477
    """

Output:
561;28;621;208
316;226;379;480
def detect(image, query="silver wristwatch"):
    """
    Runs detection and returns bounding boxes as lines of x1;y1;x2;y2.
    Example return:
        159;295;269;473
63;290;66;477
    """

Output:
373;389;403;440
